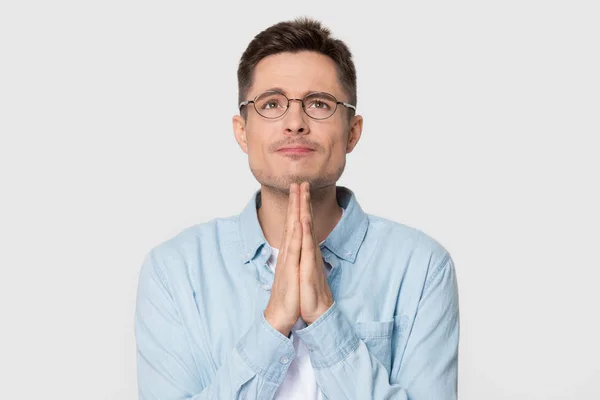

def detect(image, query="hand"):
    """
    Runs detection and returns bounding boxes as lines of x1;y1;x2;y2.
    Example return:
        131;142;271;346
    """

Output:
264;183;301;337
298;182;334;325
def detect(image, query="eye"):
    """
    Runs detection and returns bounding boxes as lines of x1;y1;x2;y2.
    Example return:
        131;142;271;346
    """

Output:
308;100;330;109
263;100;282;109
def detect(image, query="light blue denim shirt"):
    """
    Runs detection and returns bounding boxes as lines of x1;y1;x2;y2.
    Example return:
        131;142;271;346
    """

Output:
134;186;460;399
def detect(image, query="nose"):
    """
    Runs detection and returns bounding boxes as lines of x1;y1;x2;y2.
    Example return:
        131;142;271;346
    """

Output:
284;99;309;134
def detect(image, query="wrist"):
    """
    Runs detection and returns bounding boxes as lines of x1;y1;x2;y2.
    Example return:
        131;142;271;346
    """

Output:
263;310;292;337
302;300;335;325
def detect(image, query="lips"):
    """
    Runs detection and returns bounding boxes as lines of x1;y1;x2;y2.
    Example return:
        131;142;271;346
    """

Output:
276;143;316;153
277;147;315;154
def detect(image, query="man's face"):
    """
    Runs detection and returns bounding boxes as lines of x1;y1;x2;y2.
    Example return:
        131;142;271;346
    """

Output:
233;51;363;194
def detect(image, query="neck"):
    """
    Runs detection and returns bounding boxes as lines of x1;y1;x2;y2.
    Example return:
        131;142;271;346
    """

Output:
257;183;343;249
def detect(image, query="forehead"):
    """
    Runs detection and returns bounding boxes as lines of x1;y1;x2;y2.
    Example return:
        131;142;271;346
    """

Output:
250;51;343;98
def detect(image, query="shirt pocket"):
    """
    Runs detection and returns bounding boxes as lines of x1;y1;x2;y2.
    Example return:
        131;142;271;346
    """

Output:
354;319;395;373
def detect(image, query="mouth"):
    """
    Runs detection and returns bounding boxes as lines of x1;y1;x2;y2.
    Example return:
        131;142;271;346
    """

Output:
277;147;315;155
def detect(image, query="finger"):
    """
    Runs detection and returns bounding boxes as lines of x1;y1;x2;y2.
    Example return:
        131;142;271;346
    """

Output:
284;220;302;270
300;182;311;224
301;216;315;265
306;185;318;246
304;183;318;245
281;183;299;259
300;182;318;246
286;184;300;254
309;189;314;221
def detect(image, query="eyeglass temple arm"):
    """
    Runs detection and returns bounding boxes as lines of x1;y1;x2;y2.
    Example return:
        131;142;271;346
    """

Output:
339;102;356;111
238;100;253;110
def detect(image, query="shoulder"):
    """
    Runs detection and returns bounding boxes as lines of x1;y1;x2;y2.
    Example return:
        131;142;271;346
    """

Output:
366;213;453;281
145;215;241;277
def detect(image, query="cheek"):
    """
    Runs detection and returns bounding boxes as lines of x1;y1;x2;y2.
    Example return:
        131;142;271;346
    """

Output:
246;139;265;163
327;133;349;155
245;130;274;163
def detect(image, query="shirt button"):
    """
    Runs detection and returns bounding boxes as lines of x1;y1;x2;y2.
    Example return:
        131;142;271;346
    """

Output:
280;356;289;364
262;284;270;291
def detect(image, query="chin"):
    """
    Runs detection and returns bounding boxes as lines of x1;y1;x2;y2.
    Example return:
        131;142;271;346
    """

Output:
264;176;338;193
250;164;345;193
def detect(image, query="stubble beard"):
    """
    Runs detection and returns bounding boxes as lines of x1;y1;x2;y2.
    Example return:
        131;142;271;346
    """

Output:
251;162;346;196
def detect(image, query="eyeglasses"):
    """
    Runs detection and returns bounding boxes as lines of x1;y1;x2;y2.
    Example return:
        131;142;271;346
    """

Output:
239;90;356;120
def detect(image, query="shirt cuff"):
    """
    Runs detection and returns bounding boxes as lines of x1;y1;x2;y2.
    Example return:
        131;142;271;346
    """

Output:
235;312;296;384
294;301;360;369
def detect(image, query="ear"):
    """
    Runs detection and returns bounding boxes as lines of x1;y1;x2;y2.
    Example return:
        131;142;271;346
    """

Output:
232;114;248;154
345;114;363;154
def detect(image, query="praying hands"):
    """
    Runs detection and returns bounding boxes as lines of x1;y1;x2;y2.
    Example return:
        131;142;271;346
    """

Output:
263;182;335;336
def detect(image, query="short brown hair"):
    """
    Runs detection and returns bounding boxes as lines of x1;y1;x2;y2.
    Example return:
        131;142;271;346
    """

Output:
237;17;357;117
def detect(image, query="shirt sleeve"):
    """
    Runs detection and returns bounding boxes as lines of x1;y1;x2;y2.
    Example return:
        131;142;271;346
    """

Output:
294;255;460;400
134;250;296;399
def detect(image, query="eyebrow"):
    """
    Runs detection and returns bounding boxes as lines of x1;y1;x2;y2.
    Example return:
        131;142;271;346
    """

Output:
263;87;330;98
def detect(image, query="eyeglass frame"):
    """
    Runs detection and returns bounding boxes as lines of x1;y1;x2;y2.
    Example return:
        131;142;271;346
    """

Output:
238;90;357;120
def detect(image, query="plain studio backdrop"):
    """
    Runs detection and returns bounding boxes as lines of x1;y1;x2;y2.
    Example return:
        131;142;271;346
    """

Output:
1;1;598;399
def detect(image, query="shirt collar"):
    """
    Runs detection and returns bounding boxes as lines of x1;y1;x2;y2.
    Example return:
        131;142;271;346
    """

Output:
238;186;369;264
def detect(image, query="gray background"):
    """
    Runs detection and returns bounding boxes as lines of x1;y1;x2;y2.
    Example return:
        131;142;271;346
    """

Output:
1;1;598;399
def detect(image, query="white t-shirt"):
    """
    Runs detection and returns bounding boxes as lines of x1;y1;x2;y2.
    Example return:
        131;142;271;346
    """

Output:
265;215;341;400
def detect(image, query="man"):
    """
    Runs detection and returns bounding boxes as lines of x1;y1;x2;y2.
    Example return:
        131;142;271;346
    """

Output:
134;17;459;400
